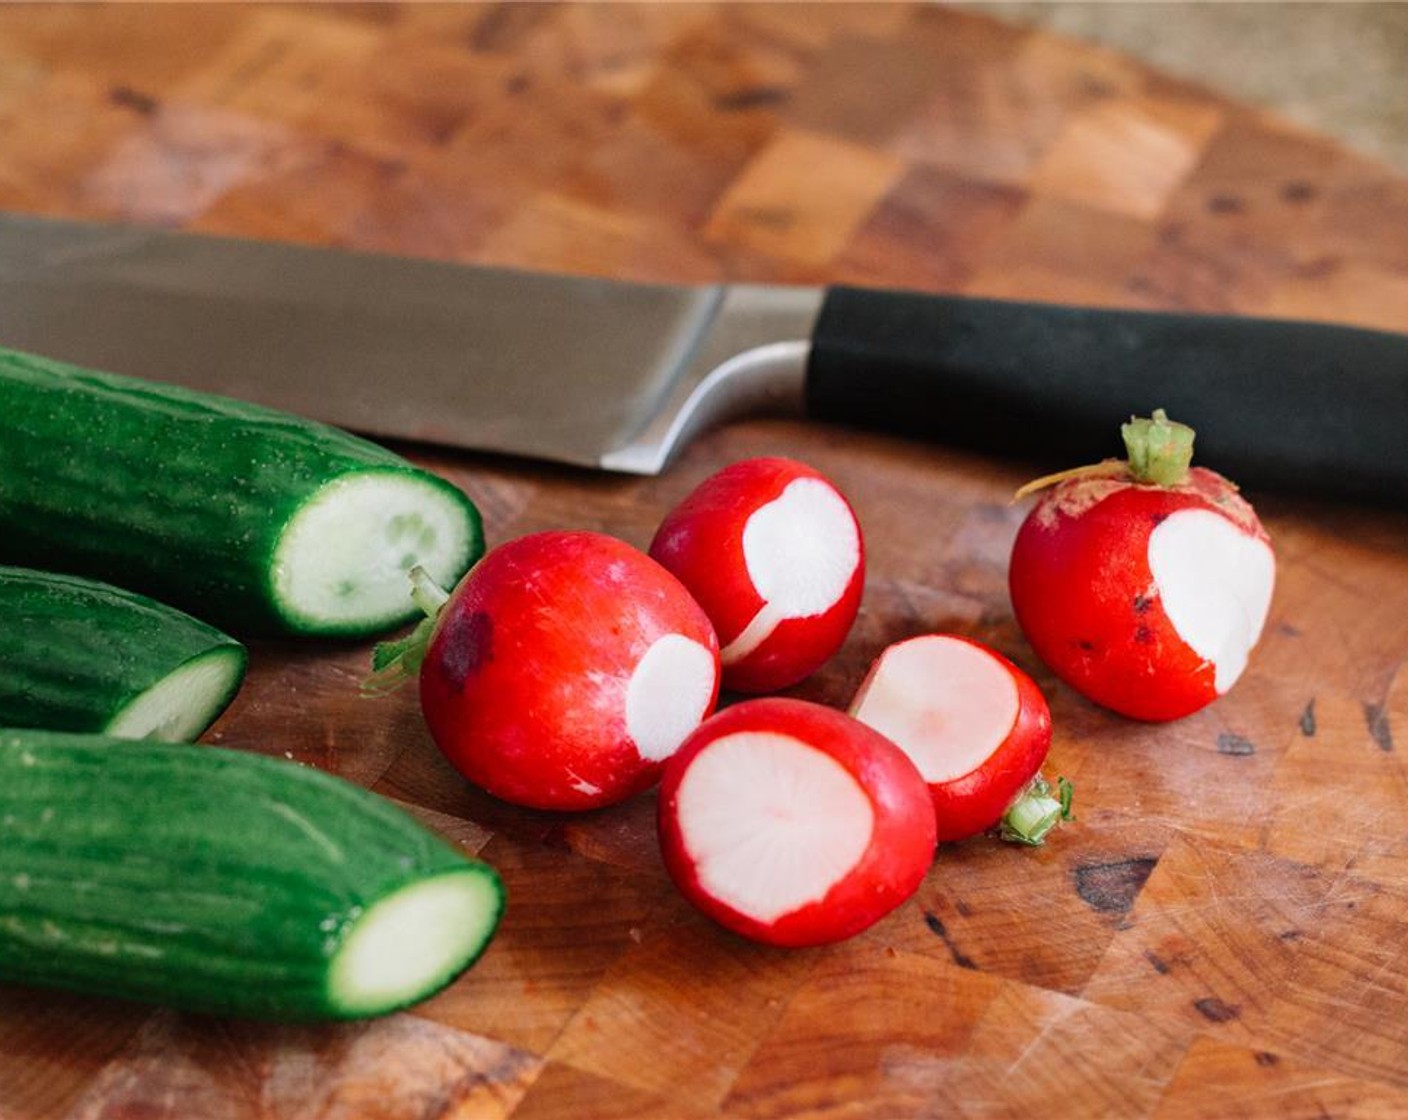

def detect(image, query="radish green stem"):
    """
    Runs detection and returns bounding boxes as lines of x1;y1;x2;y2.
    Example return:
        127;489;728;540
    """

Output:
365;567;452;692
410;566;451;617
1122;409;1195;487
999;775;1075;846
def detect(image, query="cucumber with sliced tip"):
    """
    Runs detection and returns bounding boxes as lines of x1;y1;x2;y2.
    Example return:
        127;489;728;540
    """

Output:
0;729;504;1021
0;346;482;637
0;566;246;741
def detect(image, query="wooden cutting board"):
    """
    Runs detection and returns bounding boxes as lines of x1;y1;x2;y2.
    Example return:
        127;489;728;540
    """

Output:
3;5;1408;1117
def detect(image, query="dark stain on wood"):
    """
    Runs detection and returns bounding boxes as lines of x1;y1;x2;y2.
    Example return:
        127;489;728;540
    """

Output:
1364;701;1394;752
1207;193;1245;215
1144;950;1171;975
714;86;791;112
1254;1050;1281;1067
1217;732;1256;757
1194;997;1241;1023
1073;857;1158;914
469;3;558;52
923;912;978;970
1300;698;1317;737
110;85;158;116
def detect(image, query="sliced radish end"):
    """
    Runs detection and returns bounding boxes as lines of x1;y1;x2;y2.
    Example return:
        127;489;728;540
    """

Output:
273;470;477;634
626;634;718;762
850;636;1020;783
326;866;502;1018
675;730;875;925
1147;509;1275;693
105;645;247;742
736;478;859;646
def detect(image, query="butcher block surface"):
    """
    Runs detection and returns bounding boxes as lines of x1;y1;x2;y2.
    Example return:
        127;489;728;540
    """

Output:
3;4;1408;1118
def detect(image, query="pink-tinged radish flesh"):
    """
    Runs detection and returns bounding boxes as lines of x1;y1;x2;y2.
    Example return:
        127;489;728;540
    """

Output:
625;634;719;762
849;634;1063;844
1147;509;1276;694
674;730;875;924
723;478;861;665
851;635;1019;783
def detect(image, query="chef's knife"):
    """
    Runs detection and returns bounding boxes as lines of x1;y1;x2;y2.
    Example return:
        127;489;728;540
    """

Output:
2;211;1405;503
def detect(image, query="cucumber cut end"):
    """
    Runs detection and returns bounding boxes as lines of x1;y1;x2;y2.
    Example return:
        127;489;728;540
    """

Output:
271;471;479;636
326;866;502;1018
104;645;247;742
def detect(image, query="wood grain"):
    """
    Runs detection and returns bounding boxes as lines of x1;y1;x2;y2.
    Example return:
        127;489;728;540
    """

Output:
1;3;1408;1117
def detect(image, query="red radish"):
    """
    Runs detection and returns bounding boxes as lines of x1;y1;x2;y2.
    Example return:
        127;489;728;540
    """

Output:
384;530;721;811
850;633;1070;845
1009;410;1275;722
657;697;936;948
649;457;864;693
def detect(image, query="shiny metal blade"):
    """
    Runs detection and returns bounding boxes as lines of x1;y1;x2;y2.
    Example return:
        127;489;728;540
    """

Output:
0;213;823;472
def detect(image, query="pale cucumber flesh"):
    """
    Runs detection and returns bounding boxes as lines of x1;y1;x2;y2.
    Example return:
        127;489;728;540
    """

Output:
327;868;504;1017
272;471;476;633
104;645;248;741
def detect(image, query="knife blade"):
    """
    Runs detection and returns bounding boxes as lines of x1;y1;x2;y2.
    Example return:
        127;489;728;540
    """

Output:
2;211;1405;503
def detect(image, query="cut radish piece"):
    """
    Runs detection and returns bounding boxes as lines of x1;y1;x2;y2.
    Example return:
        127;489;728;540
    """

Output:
1010;411;1275;721
658;698;936;947
850;634;1063;845
408;531;721;810
650;458;864;693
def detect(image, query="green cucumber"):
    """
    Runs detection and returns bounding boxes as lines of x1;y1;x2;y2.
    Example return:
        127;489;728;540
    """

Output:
0;566;246;741
0;346;483;637
0;729;504;1021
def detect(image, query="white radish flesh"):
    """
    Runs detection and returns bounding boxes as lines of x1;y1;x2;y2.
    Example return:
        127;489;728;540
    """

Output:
723;478;861;664
1147;509;1276;693
674;730;875;924
625;634;720;762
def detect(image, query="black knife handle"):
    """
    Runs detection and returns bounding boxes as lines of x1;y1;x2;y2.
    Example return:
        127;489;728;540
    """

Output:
806;286;1408;503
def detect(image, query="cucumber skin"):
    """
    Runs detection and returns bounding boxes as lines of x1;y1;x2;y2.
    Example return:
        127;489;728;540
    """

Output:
0;730;503;1021
0;566;246;737
0;346;483;636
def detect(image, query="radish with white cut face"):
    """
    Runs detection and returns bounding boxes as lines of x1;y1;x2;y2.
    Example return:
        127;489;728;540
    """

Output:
409;530;721;810
657;698;936;947
1009;411;1276;722
850;634;1066;845
649;458;864;693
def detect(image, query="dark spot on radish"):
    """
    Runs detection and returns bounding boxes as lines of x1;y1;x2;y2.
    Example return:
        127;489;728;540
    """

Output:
923;912;978;970
1073;856;1157;914
1134;624;1153;644
1075;639;1096;652
436;609;494;690
1149;511;1169;526
1217;732;1255;757
1365;702;1393;752
1254;1051;1281;1067
1194;997;1240;1023
1300;699;1316;737
1144;950;1171;975
1132;593;1154;614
